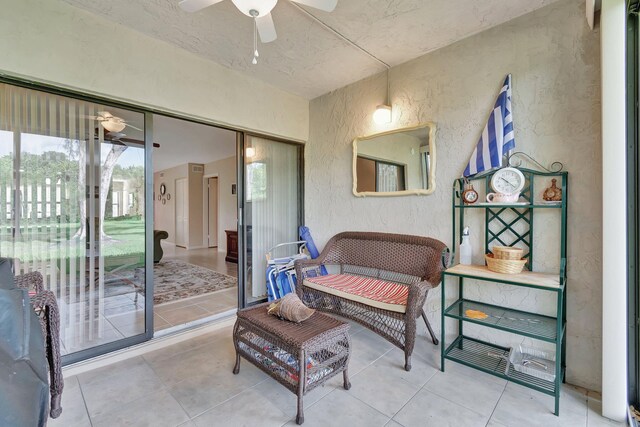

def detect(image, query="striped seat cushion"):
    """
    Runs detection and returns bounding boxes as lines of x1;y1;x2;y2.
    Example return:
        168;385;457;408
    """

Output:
303;274;408;313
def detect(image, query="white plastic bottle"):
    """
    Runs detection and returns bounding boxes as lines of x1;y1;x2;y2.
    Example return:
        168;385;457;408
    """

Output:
459;226;473;265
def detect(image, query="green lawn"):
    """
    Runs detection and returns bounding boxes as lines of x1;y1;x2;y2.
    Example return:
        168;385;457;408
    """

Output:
0;218;145;266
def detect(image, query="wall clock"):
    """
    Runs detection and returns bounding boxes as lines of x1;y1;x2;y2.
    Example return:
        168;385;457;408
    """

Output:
490;167;525;195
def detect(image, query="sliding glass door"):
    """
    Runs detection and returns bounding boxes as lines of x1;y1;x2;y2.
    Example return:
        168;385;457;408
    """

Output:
0;82;152;363
239;135;303;306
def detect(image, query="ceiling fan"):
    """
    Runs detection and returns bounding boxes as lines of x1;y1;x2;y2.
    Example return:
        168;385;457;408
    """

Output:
179;0;338;63
86;111;143;133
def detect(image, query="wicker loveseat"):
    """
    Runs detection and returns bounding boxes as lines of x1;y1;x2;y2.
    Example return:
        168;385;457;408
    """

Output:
295;232;448;371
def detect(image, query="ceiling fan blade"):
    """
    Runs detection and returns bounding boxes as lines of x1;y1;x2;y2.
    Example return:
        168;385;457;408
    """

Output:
179;0;224;13
256;13;277;43
289;0;337;12
125;123;143;132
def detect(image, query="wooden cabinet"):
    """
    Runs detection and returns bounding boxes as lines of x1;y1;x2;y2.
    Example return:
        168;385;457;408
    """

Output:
225;230;238;263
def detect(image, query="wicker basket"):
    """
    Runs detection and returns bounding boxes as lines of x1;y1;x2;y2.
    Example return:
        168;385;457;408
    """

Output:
492;246;524;260
485;254;526;274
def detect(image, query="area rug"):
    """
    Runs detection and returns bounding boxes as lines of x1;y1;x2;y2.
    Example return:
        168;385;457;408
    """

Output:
133;259;237;305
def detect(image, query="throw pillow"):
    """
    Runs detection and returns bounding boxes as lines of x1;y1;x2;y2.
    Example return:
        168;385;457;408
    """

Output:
267;293;315;323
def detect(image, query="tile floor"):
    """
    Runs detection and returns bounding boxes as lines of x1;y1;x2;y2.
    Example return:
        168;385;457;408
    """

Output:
51;319;625;427
59;246;238;354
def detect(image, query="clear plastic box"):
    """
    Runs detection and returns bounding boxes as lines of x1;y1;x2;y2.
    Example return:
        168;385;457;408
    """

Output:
508;345;556;382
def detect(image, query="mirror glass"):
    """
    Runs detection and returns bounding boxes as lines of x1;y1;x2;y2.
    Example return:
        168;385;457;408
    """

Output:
353;123;436;197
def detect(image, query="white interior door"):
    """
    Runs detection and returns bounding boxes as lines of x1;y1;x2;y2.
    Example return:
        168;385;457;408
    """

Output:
175;178;188;248
208;177;218;248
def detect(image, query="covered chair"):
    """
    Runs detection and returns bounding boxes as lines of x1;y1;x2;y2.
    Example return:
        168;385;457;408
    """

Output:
0;258;50;426
154;230;169;263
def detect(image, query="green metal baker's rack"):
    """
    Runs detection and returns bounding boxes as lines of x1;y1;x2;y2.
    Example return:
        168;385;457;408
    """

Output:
440;167;567;415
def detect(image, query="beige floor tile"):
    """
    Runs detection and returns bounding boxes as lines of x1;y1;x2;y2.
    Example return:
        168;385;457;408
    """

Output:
348;328;394;374
107;310;145;328
490;383;587;427
586;399;627;427
91;390;189;427
195;299;235;313
393;389;488;427
143;327;231;364
155;299;202;314
158;305;211;326
48;376;91;427
153;313;171;331
78;356;166;419
249;373;344;419
147;338;236;387
281;389;390;427
191;386;290;427
62;320;125;355
346;352;437;417
169;359;268;418
423;368;505;416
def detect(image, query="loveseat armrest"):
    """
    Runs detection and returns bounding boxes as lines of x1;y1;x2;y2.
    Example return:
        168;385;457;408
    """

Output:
15;271;45;294
294;258;327;299
294;258;325;282
405;280;434;319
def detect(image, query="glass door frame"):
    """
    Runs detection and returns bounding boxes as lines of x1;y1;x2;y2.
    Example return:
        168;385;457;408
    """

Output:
627;0;639;408
0;73;306;362
236;132;305;309
0;76;155;365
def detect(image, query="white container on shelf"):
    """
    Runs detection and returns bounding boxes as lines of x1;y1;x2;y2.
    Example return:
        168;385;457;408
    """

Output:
459;226;472;265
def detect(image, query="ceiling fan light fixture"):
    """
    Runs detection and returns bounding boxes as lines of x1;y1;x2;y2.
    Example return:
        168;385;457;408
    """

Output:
101;120;126;133
231;0;277;17
373;104;392;124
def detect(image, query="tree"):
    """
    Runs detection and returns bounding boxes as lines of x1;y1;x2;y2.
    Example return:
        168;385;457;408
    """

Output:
72;142;128;240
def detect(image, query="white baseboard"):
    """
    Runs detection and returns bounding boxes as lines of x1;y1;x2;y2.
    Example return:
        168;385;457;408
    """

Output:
62;313;236;378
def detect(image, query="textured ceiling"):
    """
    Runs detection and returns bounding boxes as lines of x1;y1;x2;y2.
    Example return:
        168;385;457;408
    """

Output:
61;0;560;99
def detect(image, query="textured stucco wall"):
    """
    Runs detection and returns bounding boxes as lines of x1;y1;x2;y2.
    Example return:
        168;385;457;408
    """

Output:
0;0;309;141
306;0;601;391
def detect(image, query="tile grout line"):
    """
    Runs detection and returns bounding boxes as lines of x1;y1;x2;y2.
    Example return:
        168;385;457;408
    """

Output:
77;379;95;427
484;381;508;427
186;375;271;421
384;368;441;425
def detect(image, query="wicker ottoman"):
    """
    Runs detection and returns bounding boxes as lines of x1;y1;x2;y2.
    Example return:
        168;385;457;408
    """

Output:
232;302;351;424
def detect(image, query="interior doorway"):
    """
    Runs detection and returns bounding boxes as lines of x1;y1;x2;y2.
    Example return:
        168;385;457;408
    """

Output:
207;176;219;248
151;114;238;333
175;177;188;248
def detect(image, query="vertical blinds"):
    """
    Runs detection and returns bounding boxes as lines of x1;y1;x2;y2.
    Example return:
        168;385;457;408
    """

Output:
246;136;299;298
0;83;147;356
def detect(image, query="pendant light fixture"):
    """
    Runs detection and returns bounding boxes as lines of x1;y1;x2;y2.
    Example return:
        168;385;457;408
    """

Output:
373;67;392;124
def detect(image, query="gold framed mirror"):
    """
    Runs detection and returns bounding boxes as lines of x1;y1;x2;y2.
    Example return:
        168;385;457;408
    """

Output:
352;123;436;197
